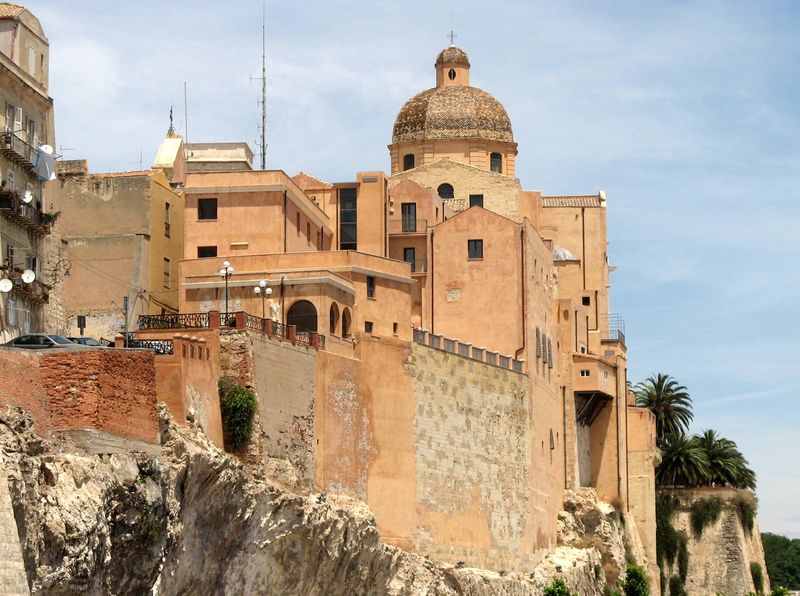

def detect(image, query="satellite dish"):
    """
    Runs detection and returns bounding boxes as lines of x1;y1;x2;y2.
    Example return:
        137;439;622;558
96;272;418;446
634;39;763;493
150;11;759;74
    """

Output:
22;190;32;204
0;279;12;293
21;269;35;284
40;144;54;154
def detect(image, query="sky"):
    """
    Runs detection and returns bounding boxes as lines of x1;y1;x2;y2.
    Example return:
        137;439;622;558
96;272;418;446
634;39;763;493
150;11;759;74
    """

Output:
26;1;800;537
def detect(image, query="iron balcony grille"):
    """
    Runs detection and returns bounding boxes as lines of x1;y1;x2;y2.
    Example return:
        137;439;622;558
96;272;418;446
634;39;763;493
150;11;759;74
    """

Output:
137;312;209;330
124;334;174;355
389;218;428;234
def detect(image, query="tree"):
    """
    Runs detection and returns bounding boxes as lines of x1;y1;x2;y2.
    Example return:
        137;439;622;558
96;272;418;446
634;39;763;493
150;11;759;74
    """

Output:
697;429;757;489
622;564;649;596
657;432;710;487
543;578;576;596
762;532;800;590
634;374;693;444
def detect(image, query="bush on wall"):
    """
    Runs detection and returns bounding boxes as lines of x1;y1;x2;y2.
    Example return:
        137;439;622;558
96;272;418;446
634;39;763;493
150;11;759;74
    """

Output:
218;380;257;451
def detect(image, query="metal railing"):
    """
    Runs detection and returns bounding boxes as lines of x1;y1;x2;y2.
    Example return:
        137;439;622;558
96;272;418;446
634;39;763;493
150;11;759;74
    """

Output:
220;313;237;327
138;312;209;330
296;330;311;346
1;132;37;168
601;313;626;344
124;334;174;355
403;259;427;274
0;190;49;234
389;218;427;234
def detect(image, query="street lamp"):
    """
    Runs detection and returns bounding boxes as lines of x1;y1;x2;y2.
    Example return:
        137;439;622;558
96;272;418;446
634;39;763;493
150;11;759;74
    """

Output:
218;260;234;315
253;280;272;320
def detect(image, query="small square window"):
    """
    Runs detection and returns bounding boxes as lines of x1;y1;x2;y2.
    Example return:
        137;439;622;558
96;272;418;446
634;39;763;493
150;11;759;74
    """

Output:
469;194;483;208
365;321;374;334
366;275;376;298
197;246;217;258
467;239;483;259
393;322;398;335
582;296;591;306
198;198;217;220
580;369;590;377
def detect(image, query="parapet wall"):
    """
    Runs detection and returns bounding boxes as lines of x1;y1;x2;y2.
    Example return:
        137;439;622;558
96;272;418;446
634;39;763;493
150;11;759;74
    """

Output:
0;348;158;447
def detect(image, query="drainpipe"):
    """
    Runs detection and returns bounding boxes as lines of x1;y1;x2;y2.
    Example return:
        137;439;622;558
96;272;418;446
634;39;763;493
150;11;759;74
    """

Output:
283;191;288;253
515;226;526;360
430;229;435;333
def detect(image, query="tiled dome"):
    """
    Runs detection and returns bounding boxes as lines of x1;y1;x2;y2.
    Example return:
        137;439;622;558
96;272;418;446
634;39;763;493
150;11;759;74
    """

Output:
435;45;470;67
392;86;513;144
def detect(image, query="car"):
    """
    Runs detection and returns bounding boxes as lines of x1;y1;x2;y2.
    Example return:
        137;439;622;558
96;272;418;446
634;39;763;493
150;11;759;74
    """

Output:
67;336;104;347
2;334;94;349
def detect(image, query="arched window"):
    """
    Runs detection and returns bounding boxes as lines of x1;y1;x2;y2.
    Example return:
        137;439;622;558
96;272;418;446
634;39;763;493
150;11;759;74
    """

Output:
287;300;318;333
329;302;340;335
437;183;454;199
403;154;415;171
490;152;502;173
341;307;352;339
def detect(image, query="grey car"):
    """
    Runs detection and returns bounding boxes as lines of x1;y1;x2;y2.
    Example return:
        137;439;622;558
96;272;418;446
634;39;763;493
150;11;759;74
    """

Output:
3;334;94;349
67;336;105;347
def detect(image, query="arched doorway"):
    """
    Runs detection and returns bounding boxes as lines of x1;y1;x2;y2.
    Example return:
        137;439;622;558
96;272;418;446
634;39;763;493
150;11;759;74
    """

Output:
329;302;340;335
287;300;318;333
341;307;352;338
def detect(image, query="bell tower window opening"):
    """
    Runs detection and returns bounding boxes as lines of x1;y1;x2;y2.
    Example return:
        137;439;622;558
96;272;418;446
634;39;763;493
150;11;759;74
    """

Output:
448;68;456;80
490;152;502;173
437;183;454;199
403;153;415;171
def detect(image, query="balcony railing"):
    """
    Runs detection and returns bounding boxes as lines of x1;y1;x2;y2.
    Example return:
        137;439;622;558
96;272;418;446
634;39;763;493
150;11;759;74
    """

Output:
138;312;210;330
600;313;626;345
0;190;50;235
403;259;427;274
389;218;427;234
1;132;37;171
124;334;174;355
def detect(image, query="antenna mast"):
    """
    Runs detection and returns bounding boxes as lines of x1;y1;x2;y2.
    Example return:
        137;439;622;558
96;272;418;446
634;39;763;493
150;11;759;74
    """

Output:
259;1;267;169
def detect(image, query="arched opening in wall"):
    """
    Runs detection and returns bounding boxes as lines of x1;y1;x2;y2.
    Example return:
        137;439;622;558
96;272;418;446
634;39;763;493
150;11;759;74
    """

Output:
403;154;415;171
341;307;352;338
437;183;454;199
329;302;340;335
490;152;502;173
287;300;318;333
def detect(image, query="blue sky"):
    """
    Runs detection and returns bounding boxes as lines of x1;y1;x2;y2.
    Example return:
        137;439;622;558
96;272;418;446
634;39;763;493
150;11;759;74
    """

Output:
28;1;800;537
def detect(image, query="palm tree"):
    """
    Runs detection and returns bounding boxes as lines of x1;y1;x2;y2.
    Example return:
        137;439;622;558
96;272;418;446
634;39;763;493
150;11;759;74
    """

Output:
634;373;694;444
657;432;710;487
697;429;739;485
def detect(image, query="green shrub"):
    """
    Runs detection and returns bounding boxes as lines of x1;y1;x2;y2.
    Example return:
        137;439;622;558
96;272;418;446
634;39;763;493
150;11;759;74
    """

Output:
219;380;257;451
771;587;789;596
690;498;722;538
543;578;575;596
656;493;679;566
751;562;764;594
621;564;649;596
669;575;688;596
736;491;757;536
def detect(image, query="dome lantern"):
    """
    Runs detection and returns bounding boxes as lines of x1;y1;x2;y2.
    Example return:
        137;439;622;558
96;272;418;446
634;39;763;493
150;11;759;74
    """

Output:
435;45;470;88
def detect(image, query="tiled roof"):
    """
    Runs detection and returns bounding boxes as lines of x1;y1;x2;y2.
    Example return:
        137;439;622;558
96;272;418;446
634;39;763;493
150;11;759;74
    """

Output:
393;85;513;144
0;3;24;18
541;195;603;208
436;46;470;67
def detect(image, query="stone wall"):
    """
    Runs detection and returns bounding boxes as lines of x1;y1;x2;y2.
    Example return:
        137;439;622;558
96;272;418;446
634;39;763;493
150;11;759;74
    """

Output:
219;330;317;486
409;342;536;572
663;487;770;595
0;348;158;445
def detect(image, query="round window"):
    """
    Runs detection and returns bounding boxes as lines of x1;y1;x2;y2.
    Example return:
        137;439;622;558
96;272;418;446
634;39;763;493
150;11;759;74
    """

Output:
448;68;456;80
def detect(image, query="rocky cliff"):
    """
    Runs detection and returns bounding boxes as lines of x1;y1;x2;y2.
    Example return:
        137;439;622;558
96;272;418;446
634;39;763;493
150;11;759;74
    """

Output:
1;406;646;595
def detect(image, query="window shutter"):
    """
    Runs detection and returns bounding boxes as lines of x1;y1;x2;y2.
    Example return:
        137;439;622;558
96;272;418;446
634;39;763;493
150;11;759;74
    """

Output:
535;327;541;358
547;339;553;368
14;107;22;132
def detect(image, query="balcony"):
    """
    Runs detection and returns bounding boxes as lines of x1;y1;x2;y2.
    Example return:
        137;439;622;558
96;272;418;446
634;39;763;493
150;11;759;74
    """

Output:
1;132;37;173
403;259;427;274
600;313;625;346
0;190;51;235
1;266;49;306
389;218;427;235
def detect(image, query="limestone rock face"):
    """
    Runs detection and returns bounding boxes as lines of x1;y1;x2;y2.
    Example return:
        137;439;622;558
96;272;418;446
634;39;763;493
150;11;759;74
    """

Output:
1;406;637;595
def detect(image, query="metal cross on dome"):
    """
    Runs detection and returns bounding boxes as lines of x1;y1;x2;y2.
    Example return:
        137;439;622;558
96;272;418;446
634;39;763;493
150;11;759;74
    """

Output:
448;29;457;46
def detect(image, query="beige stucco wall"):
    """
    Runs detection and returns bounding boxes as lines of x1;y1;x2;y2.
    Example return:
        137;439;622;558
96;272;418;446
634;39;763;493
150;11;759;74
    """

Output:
390;138;517;177
390;158;524;223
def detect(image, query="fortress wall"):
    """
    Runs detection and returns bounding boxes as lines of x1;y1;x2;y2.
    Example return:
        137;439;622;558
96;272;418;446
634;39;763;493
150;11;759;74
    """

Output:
409;342;536;572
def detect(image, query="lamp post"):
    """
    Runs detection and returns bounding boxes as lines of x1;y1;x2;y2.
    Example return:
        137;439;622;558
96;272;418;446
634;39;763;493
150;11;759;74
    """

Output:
218;260;234;316
253;280;272;320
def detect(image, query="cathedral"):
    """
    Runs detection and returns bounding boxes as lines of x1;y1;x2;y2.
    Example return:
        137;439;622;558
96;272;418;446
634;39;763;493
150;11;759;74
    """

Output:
56;43;659;576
